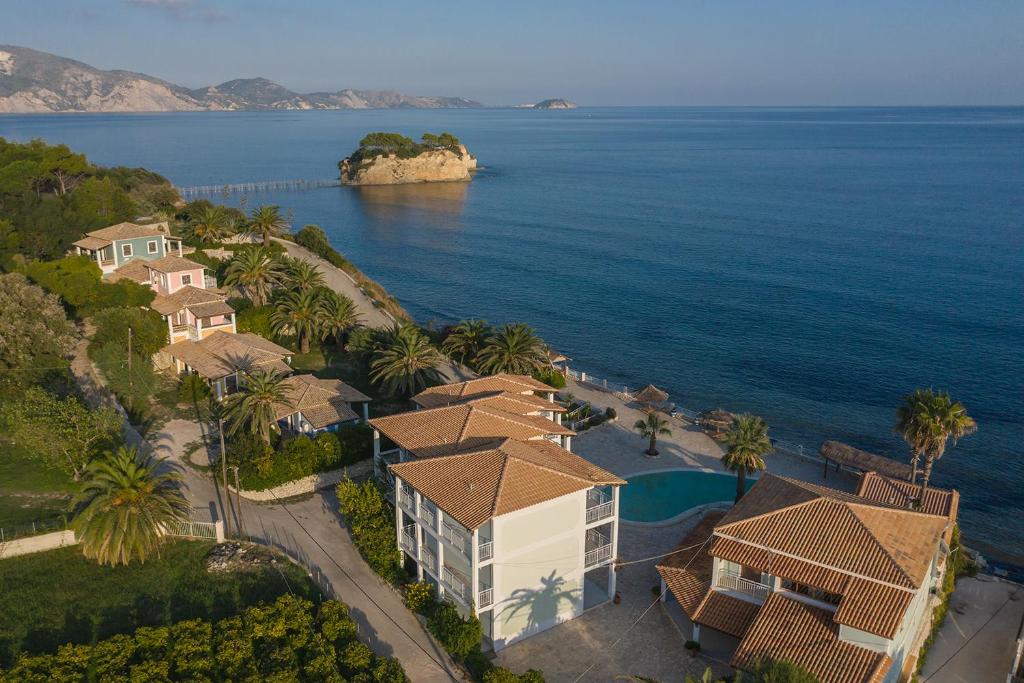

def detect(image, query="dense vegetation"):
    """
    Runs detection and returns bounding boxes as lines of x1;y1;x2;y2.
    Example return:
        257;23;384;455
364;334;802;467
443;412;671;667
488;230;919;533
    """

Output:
0;541;319;667
230;426;373;491
344;132;463;165
0;594;407;683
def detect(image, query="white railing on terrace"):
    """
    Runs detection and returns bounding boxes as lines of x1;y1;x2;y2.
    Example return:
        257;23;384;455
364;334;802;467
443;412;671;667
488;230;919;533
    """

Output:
478;587;494;608
478;540;494;562
586;501;614;524
442;523;469;555
419;505;437;530
420;547;438;573
442;566;472;604
398;488;415;510
717;571;771;602
585;544;613;568
400;527;416;554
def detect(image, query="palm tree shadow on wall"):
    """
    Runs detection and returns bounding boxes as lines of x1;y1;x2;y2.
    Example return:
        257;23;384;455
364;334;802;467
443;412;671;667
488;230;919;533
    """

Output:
497;571;581;636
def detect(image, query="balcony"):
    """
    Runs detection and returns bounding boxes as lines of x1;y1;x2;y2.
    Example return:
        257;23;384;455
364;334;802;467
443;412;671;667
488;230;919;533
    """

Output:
717;570;770;602
420;547;438;574
419;505;437;530
478;586;494;608
441;566;472;605
478;540;494;562
400;526;416;554
397;488;415;511
585;528;613;568
441;522;470;556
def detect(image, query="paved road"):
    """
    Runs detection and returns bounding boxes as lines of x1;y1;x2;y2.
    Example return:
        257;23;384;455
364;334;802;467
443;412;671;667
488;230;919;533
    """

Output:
70;333;462;683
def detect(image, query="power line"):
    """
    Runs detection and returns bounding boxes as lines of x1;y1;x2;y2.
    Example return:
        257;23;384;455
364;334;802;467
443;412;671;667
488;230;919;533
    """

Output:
919;593;1016;682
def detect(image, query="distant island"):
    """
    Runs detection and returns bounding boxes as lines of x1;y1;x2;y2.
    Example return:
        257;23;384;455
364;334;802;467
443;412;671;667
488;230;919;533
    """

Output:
533;98;577;109
338;132;478;186
0;45;482;113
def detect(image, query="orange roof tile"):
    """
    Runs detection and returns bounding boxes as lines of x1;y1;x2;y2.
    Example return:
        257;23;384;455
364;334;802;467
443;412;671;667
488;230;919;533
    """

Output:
274;374;366;429
413;373;553;406
389;438;622;529
732;593;892;683
692;591;761;639
656;512;723;616
856;472;959;522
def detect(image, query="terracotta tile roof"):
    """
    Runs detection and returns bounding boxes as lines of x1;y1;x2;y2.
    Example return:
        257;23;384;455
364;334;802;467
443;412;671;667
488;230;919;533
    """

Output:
692;591;761;639
274;374;366;428
151;286;231;316
455;391;567;415
656;511;723;616
389;438;622;529
81;221;168;242
856;472;959;522
145;255;205;273
412;373;554;408
165;331;291;380
187;300;236;318
108;259;152;283
72;235;111;250
732;593;892;683
717;474;947;589
370;403;574;458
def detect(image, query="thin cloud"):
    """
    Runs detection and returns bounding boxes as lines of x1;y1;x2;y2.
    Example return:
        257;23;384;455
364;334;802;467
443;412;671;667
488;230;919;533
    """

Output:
124;0;229;22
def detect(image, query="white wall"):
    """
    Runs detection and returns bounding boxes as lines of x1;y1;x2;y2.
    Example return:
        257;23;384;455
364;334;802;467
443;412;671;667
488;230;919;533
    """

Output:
491;490;587;650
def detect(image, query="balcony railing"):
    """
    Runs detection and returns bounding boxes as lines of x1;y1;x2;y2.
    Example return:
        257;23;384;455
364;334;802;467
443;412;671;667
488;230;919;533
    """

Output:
419;505;437;530
478;540;494;562
441;523;469;556
442;566;472;605
478;587;494;608
586;489;614;524
717;570;770;602
99;258;115;266
397;488;415;511
400;527;416;554
585;544;613;568
420;547;438;574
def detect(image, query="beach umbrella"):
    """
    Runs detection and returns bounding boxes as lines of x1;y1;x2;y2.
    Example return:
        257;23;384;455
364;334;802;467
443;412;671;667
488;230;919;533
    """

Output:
698;408;736;438
633;384;669;412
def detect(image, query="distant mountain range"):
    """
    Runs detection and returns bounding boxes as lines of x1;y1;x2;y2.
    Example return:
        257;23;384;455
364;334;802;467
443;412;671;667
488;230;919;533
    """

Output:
0;45;482;113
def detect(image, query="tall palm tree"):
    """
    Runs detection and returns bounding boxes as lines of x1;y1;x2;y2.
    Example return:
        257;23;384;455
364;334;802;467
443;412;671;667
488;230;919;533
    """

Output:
222;369;292;444
71;446;189;566
283;258;326;293
441;319;491;365
722;414;771;502
370;323;443;397
189;204;232;244
271;289;326;354
224;246;282;307
319;290;360;345
894;388;933;484
914;390;976;500
475;323;548;375
249;204;290;247
634;412;672;457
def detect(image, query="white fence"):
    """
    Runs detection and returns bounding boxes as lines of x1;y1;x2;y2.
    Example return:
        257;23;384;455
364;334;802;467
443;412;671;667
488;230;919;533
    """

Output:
164;519;224;542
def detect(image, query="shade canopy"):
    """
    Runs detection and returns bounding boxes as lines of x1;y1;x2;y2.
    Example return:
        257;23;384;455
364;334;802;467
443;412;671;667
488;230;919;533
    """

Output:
819;441;912;480
633;384;669;404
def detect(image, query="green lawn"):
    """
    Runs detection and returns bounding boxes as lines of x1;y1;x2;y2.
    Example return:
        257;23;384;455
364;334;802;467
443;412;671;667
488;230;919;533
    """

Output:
0;442;75;535
0;540;319;666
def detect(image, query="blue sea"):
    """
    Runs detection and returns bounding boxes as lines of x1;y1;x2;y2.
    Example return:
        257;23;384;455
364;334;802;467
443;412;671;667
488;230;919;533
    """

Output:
2;107;1021;563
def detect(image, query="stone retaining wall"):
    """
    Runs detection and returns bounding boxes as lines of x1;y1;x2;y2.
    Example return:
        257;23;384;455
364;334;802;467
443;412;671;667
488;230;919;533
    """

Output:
0;529;77;559
231;459;373;501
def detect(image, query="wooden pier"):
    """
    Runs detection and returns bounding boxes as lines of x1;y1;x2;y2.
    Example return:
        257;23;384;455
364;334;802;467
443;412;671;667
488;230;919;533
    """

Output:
177;178;341;198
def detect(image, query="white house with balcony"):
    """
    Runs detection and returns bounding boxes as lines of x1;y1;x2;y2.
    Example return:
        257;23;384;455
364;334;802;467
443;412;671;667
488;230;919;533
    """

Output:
389;437;624;651
656;473;958;683
72;221;184;274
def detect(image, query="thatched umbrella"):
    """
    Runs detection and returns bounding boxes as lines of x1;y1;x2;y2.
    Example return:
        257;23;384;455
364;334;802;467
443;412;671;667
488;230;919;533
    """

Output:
632;384;669;412
698;408;736;439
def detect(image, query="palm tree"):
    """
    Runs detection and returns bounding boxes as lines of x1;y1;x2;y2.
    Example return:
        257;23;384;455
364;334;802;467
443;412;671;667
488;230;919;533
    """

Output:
189;204;232;244
634;412;672;457
370;323;444;397
319;290;360;345
224;246;282;307
249;204;290;247
222;368;292;444
283;258;326;293
894;388;933;484
71;446;189;566
722;414;771;502
441;319;491;365
914;390;976;500
271;289;326;354
475;323;548;375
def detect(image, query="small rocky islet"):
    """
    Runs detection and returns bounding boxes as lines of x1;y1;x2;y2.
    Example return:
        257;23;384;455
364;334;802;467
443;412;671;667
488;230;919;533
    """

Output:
338;131;477;186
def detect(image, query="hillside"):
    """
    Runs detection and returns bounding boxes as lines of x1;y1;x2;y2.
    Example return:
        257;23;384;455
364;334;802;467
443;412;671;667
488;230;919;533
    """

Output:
0;45;483;113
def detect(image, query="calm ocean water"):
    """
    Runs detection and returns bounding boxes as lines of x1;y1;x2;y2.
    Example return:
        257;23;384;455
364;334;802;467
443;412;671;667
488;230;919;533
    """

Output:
2;107;1021;561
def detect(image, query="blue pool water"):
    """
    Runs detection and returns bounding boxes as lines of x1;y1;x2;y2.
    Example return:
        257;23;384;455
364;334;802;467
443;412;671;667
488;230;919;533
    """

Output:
0;107;1020;560
619;470;756;523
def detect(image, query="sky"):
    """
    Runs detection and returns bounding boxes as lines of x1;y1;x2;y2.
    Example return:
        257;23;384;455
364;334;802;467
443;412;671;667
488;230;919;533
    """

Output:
2;0;1022;106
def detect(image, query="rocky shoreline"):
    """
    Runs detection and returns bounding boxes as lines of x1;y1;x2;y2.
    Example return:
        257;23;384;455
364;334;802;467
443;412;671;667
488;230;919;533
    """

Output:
339;145;477;186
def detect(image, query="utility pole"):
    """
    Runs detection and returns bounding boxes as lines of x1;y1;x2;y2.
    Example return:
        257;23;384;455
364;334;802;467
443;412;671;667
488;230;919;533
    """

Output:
127;326;133;391
219;417;231;538
231;466;245;537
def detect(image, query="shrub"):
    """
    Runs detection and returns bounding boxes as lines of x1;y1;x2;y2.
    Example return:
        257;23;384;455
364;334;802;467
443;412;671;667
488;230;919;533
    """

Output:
531;367;565;389
235;303;274;338
336;479;403;583
340;640;374;676
403;582;435;614
90;306;168;358
605;407;617;420
426;602;482;659
484;668;546;683
178;374;211;404
24;256;155;316
684;640;700;652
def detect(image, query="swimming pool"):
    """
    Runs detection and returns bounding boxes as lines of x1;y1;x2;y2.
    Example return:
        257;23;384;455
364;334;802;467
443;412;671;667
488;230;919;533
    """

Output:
619;469;754;523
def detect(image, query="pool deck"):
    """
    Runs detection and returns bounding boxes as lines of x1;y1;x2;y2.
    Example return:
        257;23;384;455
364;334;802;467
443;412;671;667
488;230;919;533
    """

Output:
495;377;859;681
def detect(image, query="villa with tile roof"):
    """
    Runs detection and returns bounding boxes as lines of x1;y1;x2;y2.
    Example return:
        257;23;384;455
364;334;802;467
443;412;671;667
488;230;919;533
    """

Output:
656;473;958;683
111;253;237;343
161;331;292;400
72;221;184;274
372;377;623;651
274;374;372;432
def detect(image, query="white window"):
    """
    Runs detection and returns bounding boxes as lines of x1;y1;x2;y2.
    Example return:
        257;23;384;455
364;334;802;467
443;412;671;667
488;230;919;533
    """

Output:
121;243;133;258
181;274;192;286
147;240;158;254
